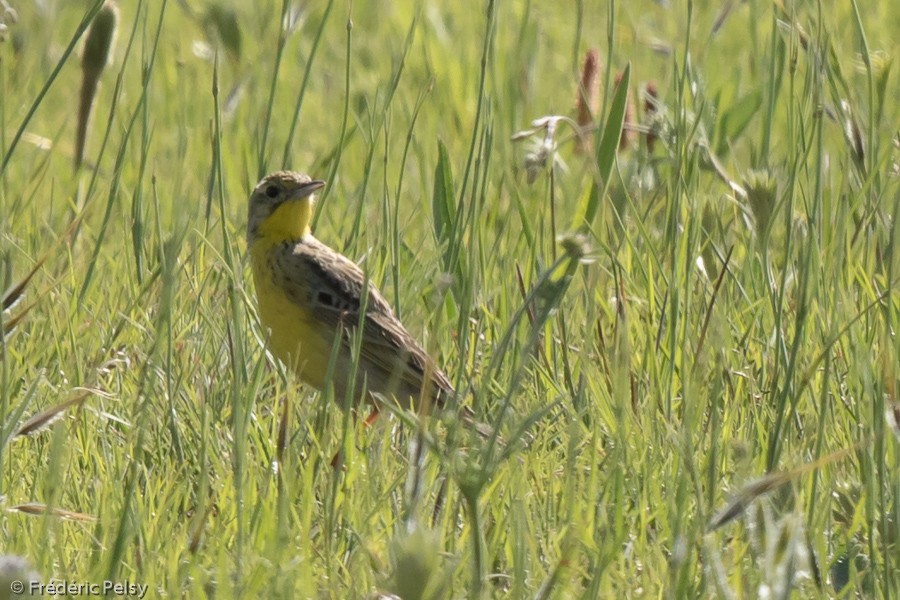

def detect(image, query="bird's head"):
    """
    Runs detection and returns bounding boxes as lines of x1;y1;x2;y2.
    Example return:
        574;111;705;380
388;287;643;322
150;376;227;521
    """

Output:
247;171;326;243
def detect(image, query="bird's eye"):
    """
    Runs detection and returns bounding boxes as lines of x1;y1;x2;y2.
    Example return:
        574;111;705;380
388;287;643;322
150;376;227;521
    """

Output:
265;185;279;198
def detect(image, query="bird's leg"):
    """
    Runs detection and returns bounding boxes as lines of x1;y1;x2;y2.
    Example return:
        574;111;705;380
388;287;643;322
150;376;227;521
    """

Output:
363;405;380;427
329;405;381;469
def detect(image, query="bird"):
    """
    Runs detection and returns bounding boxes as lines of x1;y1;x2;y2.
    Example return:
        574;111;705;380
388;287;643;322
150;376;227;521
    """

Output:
246;170;471;429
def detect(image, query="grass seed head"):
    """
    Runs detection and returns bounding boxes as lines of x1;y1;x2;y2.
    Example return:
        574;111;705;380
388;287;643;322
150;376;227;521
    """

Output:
82;2;118;75
614;71;635;150
643;82;659;152
743;169;777;239
76;1;119;169
574;48;600;153
0;1;14;43
558;232;594;264
385;526;444;600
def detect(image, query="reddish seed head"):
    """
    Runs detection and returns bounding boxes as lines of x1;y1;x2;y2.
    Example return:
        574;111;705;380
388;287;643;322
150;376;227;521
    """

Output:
614;71;635;151
644;81;658;153
574;49;600;154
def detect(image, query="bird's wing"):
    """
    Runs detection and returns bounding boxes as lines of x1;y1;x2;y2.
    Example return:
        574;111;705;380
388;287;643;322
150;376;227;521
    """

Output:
273;236;454;399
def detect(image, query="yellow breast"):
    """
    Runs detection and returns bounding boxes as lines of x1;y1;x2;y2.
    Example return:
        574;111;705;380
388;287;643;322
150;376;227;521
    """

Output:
249;240;333;390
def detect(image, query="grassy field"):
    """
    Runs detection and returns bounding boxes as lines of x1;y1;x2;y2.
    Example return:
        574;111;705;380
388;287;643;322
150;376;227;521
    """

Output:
1;0;899;597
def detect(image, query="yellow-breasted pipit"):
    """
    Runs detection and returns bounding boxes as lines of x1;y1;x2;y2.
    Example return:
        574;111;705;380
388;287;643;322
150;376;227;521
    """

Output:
247;171;476;430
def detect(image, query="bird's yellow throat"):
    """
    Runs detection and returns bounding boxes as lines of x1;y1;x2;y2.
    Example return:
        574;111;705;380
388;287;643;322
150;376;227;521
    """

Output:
256;198;314;243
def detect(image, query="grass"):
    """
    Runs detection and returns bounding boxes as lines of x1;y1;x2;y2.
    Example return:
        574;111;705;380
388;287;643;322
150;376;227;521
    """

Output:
1;0;899;597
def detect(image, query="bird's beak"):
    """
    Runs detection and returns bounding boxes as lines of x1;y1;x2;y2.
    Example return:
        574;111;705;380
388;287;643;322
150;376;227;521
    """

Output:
286;179;326;201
